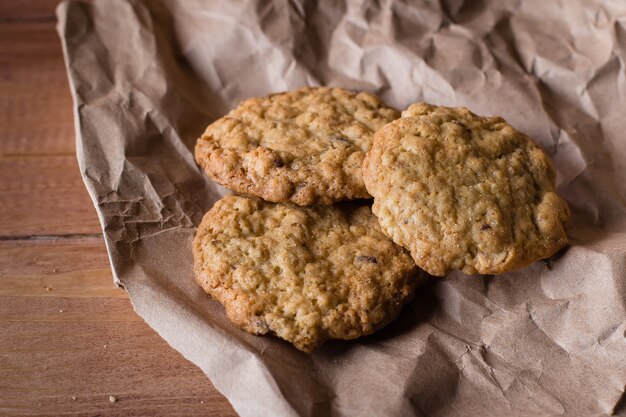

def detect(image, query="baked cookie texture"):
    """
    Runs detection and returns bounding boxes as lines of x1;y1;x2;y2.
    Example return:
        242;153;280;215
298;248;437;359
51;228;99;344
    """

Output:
363;103;570;277
193;195;423;352
195;87;399;206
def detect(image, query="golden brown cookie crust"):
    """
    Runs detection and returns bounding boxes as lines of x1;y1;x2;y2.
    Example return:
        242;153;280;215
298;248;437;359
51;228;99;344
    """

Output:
192;195;423;352
195;87;399;206
363;103;570;277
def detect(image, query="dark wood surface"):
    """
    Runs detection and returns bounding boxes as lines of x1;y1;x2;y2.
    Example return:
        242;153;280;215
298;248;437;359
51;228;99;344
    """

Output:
0;2;237;415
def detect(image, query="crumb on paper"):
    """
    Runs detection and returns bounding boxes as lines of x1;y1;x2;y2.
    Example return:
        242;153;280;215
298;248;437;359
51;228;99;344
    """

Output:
59;309;64;313
71;396;77;401
52;268;58;273
109;395;117;403
45;286;52;292
103;344;108;348
543;258;553;270
200;400;205;404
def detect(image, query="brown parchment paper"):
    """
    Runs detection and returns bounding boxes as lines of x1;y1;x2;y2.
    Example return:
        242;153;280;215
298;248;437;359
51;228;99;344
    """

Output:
57;0;626;415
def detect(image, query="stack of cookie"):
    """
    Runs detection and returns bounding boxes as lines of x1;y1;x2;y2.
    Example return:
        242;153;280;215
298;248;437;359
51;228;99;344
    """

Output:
192;87;569;352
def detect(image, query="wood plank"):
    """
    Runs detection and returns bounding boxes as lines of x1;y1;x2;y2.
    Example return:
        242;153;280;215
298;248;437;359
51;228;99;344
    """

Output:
0;155;102;236
0;237;122;298
0;21;75;156
0;238;237;416
0;0;59;21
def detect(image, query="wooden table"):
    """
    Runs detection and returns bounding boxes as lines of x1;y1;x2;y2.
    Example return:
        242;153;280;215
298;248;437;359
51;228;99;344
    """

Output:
0;2;237;415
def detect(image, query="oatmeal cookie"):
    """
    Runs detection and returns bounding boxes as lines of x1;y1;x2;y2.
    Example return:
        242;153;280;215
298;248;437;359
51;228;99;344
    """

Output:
192;195;423;351
195;87;399;205
363;103;570;276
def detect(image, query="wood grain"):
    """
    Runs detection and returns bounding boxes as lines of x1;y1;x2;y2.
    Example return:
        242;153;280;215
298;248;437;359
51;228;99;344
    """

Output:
0;0;60;20
0;156;102;236
0;237;122;299
0;22;75;156
0;2;238;416
0;238;238;417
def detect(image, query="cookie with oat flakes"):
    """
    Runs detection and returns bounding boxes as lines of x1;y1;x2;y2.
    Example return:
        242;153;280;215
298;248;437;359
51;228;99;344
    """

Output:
363;103;570;276
192;195;425;352
195;87;399;205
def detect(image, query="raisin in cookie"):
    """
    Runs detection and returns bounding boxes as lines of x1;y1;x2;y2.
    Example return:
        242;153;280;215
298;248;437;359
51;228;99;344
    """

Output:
195;87;399;205
193;195;424;352
363;103;570;277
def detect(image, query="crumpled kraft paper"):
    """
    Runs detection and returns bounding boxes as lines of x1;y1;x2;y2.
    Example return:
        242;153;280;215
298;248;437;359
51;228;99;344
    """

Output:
57;0;626;415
